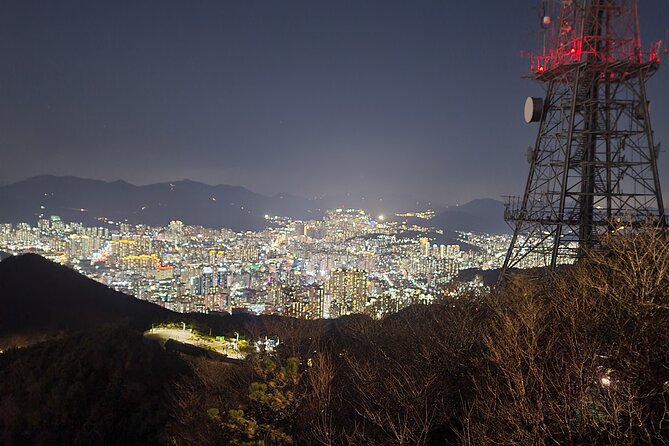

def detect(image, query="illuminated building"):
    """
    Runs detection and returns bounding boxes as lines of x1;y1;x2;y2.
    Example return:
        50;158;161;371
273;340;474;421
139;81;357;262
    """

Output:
120;254;160;269
326;268;369;317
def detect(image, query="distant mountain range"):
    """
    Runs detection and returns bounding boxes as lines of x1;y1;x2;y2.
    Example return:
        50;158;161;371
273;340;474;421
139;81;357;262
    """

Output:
0;175;508;233
0;175;308;231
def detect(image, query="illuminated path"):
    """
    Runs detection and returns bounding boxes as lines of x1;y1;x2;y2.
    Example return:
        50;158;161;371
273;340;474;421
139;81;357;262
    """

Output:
144;327;245;360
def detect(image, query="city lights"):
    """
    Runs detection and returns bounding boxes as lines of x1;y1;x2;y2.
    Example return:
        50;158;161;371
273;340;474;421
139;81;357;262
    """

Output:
0;210;517;319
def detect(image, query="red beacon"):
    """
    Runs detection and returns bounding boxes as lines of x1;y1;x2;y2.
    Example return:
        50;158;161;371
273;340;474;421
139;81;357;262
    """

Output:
527;0;665;77
502;0;667;276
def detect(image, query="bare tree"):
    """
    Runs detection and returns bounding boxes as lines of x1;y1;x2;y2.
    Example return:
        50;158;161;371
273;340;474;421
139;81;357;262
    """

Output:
301;349;338;445
462;229;669;445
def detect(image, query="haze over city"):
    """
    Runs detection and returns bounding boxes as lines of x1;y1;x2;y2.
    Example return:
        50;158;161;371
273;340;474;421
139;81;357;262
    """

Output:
2;0;669;206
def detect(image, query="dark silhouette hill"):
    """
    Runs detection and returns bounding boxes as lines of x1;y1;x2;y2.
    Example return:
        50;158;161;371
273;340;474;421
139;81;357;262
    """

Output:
428;198;510;234
0;254;175;346
0;252;322;348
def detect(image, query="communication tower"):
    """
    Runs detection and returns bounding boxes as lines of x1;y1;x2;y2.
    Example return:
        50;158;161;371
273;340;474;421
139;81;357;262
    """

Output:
502;0;666;275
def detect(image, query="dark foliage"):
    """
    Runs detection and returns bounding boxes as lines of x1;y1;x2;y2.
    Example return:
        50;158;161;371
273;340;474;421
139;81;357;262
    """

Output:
0;327;188;446
463;229;669;445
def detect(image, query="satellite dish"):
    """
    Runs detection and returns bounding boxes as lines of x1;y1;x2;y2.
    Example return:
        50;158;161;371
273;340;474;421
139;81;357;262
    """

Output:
524;97;544;123
635;101;650;120
527;146;535;163
538;1;552;28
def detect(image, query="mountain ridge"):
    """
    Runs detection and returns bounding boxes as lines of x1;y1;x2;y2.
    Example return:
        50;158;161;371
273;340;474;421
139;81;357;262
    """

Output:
429;198;510;234
0;253;174;348
0;175;507;233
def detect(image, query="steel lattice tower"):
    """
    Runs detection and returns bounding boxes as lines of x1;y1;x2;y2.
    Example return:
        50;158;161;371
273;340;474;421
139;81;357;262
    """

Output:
501;0;666;275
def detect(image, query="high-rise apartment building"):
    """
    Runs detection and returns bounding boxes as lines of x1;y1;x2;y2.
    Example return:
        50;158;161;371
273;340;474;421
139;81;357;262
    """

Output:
326;268;368;317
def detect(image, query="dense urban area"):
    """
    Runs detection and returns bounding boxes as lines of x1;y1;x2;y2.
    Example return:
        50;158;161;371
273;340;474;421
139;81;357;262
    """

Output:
0;209;535;320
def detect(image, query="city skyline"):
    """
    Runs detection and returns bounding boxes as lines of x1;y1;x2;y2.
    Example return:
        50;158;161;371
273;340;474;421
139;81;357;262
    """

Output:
0;205;510;320
2;0;669;205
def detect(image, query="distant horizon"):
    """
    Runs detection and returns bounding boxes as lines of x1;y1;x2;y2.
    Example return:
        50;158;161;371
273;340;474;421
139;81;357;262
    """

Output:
2;173;507;209
4;174;669;215
0;168;503;208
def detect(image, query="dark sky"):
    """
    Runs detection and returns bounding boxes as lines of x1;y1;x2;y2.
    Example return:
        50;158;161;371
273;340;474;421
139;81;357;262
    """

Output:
1;0;668;206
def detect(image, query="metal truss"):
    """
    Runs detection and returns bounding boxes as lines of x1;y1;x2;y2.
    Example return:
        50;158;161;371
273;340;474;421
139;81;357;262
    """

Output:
502;0;665;275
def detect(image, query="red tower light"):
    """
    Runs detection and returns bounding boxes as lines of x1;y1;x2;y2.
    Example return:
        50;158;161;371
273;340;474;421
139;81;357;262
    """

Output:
503;0;666;277
525;0;664;76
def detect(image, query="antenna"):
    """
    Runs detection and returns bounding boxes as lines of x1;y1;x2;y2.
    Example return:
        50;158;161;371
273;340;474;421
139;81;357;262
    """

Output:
501;0;666;277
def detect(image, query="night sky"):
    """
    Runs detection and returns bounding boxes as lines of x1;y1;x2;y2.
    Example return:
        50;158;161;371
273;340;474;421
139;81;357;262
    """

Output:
1;0;669;206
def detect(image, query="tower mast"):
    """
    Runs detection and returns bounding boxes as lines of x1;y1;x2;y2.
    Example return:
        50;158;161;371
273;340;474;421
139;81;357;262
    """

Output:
501;0;665;275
